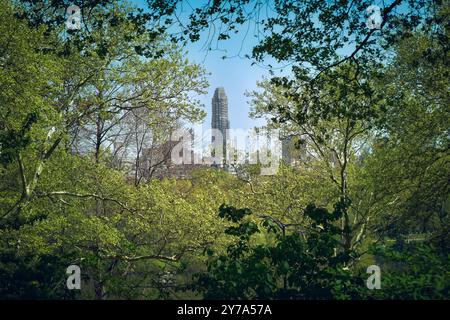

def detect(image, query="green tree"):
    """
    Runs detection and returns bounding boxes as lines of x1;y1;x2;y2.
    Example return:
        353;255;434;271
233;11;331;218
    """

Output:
363;27;449;246
194;202;364;299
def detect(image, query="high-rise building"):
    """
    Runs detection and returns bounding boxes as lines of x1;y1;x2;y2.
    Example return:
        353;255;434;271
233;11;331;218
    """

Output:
211;87;229;164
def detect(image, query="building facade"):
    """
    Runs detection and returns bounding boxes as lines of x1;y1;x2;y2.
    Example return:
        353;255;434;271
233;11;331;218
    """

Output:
211;87;230;165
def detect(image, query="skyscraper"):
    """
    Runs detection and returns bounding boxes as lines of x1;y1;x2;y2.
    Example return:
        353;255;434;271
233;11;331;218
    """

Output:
211;87;229;164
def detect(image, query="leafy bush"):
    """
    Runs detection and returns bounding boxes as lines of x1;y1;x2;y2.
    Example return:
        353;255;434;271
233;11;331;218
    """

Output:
193;202;364;299
364;242;450;300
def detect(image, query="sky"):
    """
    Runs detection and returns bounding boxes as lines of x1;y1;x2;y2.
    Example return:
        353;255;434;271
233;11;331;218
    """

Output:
134;0;286;131
179;16;283;132
132;0;394;131
185;42;270;131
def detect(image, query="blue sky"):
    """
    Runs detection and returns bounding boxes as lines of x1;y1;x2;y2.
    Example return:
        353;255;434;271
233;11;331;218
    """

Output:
132;0;397;131
134;0;285;131
185;36;275;131
179;20;283;131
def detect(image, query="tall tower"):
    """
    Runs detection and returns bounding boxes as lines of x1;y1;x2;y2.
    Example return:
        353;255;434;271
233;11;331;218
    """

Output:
211;87;229;164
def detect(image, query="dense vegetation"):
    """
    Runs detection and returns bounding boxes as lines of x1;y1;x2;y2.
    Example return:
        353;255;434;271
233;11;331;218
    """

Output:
0;0;448;299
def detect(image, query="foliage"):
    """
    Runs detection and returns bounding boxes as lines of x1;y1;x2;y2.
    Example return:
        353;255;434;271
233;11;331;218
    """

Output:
363;31;449;241
0;0;448;300
365;242;450;299
193;202;365;299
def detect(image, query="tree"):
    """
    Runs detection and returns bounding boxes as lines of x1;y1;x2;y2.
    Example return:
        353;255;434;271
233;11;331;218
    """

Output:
363;28;449;245
247;65;382;255
0;0;66;225
1;0;448;300
0;0;210;299
366;242;450;299
194;202;364;299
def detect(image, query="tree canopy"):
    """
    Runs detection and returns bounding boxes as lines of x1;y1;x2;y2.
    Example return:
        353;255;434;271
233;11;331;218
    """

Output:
0;0;448;300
